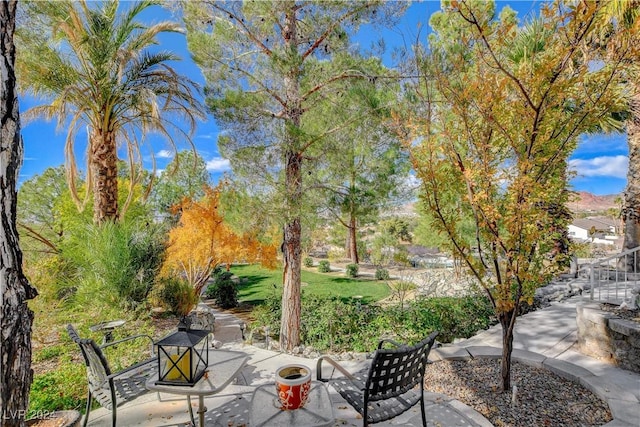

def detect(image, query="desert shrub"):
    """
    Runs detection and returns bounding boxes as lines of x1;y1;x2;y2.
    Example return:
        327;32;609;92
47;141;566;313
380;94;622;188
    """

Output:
392;248;410;266
300;295;385;351
154;276;198;316
25;255;79;302
317;260;331;273
327;248;345;262
303;257;314;267
389;280;416;309
251;292;384;352
250;291;495;352
205;270;238;309
405;296;495;342
571;241;591;258
251;283;282;328
60;219;165;307
375;268;389;280
345;263;358;278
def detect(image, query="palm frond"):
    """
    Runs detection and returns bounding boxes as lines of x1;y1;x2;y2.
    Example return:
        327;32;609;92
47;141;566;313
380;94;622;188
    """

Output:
18;0;205;219
507;18;551;65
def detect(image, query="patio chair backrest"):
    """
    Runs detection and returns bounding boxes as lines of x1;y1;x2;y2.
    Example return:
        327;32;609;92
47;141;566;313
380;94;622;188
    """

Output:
364;332;437;402
67;324;112;393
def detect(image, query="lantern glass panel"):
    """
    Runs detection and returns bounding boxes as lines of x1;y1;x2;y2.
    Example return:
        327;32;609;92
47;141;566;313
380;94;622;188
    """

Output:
155;329;208;386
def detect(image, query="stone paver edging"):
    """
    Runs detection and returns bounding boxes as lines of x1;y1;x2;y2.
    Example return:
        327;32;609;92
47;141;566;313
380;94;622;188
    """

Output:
431;345;640;427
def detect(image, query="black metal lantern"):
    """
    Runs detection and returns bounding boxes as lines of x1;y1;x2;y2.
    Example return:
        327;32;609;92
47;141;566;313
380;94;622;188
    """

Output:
155;319;209;386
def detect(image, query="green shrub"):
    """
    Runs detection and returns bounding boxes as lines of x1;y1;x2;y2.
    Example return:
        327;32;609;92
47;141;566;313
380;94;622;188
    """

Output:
571;241;591;258
346;263;358;278
250;291;495;352
392;249;410;266
303;257;314;267
327;248;345;262
406;296;495;342
28;362;85;419
389;280;416;309
154;277;198;316
317;260;331;273
205;270;238;309
252;292;384;352
375;268;390;280
251;283;282;328
60;219;165;307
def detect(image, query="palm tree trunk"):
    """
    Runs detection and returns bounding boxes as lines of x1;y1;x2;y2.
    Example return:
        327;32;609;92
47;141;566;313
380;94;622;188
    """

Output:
90;129;119;223
620;86;640;271
1;2;39;424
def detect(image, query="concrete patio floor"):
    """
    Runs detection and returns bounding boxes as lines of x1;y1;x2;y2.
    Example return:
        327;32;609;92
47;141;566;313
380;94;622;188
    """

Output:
85;293;640;427
85;341;493;427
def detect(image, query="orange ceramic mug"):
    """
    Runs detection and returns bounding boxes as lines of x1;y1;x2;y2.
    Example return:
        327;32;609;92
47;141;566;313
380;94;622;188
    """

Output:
275;364;311;410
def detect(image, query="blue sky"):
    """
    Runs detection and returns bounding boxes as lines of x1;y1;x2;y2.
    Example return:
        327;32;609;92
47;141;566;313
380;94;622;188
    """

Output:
18;1;628;196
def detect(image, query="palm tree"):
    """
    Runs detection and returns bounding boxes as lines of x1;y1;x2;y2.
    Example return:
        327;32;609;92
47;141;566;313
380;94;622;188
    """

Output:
17;0;204;223
594;1;640;269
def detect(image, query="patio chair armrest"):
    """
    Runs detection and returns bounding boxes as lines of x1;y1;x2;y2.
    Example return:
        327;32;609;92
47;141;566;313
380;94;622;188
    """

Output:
377;339;404;350
101;334;155;356
316;355;357;382
109;356;157;380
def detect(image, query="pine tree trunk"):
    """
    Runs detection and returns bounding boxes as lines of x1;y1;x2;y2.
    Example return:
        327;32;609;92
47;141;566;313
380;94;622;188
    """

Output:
620;86;640;271
281;211;302;351
347;215;359;264
1;2;39;424
499;309;516;392
280;3;302;351
90;129;119;224
281;147;302;350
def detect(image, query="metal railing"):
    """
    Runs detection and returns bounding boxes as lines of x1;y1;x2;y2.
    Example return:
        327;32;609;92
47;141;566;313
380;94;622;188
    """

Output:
580;246;640;304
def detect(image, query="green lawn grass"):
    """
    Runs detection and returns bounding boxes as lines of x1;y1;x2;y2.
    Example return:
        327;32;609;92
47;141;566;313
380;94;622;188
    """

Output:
230;264;390;305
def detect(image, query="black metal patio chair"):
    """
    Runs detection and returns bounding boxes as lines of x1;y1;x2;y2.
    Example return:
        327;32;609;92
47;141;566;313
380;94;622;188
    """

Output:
316;331;439;427
67;324;157;427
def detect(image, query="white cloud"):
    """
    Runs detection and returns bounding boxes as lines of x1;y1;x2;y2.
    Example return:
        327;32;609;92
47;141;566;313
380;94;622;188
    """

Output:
156;150;173;159
569;155;628;179
206;157;231;172
576;133;626;156
155;169;164;177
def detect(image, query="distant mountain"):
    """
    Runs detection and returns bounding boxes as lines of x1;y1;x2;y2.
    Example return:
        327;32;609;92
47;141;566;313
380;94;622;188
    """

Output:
569;191;619;213
391;191;620;217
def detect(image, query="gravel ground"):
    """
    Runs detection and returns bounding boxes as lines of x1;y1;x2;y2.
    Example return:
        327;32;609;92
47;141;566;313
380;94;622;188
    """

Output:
600;303;640;322
423;358;612;427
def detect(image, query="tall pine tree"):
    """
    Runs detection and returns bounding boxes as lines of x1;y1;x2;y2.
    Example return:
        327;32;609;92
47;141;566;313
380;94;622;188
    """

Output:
184;0;405;350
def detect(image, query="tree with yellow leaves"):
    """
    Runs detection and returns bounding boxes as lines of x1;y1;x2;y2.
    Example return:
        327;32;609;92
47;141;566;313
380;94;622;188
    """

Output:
404;0;628;392
162;185;277;302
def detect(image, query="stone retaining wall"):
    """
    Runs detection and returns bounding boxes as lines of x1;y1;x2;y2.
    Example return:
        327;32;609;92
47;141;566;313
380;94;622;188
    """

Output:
576;302;640;373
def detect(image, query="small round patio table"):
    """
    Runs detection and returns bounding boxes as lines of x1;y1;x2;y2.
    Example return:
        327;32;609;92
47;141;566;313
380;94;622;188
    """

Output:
145;349;249;427
250;382;334;427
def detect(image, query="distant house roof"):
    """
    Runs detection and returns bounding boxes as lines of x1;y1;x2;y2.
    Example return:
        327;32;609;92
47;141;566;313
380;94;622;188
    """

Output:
571;217;616;233
588;216;617;228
